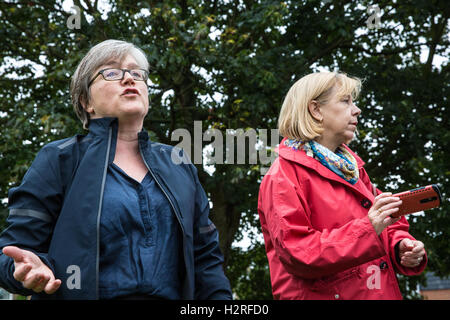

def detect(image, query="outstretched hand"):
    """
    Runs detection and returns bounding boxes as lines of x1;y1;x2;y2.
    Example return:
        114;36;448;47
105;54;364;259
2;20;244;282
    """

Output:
2;246;61;294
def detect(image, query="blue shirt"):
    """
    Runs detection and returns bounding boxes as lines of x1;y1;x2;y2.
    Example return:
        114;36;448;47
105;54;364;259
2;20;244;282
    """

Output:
98;163;182;299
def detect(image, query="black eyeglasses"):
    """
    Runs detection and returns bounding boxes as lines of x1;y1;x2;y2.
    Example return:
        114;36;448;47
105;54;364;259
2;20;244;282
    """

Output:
88;68;149;87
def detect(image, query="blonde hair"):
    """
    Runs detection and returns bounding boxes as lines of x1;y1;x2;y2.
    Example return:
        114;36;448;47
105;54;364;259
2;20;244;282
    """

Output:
278;71;361;140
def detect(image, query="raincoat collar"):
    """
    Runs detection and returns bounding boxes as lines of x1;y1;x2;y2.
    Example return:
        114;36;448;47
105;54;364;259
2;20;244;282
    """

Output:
277;137;372;199
278;137;365;167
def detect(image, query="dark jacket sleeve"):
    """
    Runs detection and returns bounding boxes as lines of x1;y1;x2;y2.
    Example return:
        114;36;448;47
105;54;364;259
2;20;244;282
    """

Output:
0;145;62;295
190;164;232;300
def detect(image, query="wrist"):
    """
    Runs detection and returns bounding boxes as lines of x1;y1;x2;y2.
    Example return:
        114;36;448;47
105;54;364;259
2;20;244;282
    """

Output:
394;240;401;265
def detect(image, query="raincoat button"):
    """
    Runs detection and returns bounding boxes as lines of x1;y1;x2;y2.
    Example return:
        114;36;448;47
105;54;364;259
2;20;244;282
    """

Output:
360;199;371;209
334;294;339;299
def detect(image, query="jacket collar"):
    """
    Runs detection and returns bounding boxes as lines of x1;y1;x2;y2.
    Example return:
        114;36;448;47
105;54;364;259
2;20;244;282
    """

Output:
87;117;118;136
87;117;150;164
87;117;149;140
277;137;373;200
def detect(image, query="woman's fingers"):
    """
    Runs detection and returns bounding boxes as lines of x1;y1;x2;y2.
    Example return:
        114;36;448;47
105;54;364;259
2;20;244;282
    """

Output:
401;254;424;267
21;271;60;293
376;196;402;211
23;273;44;290
373;194;393;208
13;263;32;282
374;192;392;201
402;248;425;259
31;275;51;293
370;195;399;216
400;240;426;267
23;272;62;293
412;241;425;253
381;200;402;212
368;193;403;235
376;197;403;224
6;249;62;294
3;245;62;294
379;207;400;219
2;246;26;263
44;279;62;294
374;202;401;224
382;215;401;225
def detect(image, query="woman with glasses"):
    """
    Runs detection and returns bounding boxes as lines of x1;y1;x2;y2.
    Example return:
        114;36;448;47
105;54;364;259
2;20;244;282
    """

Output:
0;39;232;300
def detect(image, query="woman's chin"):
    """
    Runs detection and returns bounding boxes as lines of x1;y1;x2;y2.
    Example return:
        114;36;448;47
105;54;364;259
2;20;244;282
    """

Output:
118;104;148;117
343;132;355;144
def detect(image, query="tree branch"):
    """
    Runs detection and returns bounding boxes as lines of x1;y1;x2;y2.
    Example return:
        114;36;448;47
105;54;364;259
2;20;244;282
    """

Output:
424;15;448;77
305;36;346;67
340;42;426;56
0;1;67;15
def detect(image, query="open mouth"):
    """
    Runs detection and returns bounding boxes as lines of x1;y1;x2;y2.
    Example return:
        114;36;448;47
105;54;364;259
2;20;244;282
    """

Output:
122;88;139;96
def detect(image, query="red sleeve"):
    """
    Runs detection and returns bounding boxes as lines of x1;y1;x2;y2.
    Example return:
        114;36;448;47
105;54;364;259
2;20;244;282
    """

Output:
259;160;387;280
386;218;427;275
358;167;427;275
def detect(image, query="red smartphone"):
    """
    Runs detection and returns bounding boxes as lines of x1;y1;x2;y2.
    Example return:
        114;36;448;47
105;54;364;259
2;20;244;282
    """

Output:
391;184;442;218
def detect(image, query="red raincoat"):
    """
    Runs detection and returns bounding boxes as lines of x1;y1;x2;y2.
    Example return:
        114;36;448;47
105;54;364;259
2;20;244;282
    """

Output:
258;138;427;300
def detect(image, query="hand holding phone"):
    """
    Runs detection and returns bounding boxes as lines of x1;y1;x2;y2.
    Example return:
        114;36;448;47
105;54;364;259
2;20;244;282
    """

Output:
391;184;442;218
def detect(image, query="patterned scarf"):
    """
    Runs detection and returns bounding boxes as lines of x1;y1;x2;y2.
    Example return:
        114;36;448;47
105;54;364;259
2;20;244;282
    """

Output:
284;139;359;184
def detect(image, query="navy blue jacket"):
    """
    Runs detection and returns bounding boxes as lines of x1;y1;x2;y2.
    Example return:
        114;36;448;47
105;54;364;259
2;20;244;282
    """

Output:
0;117;232;300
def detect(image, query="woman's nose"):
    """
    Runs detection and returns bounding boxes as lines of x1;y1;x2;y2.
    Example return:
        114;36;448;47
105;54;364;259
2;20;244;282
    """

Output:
121;70;136;85
353;104;361;116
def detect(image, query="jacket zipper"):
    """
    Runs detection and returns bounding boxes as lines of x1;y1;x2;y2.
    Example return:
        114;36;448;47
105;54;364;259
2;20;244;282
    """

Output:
138;147;186;236
95;127;112;300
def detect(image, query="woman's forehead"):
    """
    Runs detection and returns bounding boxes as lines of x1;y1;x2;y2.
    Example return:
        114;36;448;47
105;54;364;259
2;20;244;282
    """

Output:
332;81;357;99
93;55;142;74
102;54;140;67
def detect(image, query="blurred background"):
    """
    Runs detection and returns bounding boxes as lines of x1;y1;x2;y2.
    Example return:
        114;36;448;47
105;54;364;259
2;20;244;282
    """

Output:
0;0;448;299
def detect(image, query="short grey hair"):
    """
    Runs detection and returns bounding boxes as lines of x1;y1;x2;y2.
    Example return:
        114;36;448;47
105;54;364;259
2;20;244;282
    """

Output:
70;39;149;129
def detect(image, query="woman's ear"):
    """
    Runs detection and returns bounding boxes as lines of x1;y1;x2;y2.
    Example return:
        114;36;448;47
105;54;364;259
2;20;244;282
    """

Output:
308;100;323;122
81;97;95;115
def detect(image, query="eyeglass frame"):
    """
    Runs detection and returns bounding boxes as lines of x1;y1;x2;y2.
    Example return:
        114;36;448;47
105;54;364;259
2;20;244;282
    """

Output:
88;68;149;87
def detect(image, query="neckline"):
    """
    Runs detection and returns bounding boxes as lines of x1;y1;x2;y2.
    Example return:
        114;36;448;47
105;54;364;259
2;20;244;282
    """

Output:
110;162;150;185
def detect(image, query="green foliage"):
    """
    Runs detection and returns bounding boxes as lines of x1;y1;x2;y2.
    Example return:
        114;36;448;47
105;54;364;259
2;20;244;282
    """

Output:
0;0;448;299
227;243;273;300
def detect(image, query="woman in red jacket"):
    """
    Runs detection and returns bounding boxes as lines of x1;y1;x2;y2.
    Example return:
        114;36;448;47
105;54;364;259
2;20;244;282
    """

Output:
258;72;426;300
